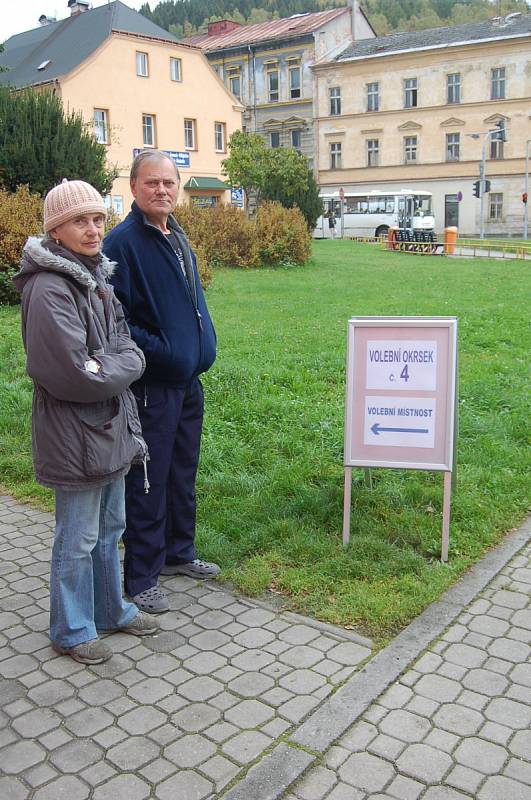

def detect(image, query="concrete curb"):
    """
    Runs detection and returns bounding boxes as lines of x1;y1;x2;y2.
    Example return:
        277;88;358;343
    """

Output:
221;516;531;798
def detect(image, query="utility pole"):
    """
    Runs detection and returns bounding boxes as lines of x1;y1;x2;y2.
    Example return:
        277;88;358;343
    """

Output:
524;139;531;240
478;122;506;240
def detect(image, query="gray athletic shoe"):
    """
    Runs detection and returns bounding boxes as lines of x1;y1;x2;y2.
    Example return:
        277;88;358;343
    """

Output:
160;558;221;579
52;638;112;664
131;585;169;613
120;611;160;636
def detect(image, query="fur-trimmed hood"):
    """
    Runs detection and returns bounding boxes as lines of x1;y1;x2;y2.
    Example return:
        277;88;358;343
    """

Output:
13;236;116;293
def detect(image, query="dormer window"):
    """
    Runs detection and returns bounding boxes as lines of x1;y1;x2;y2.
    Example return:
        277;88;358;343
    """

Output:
37;60;51;71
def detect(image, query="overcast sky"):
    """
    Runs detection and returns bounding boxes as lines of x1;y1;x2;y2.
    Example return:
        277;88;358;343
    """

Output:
2;0;147;42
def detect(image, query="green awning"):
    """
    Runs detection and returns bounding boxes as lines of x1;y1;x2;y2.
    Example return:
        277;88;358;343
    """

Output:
183;177;230;190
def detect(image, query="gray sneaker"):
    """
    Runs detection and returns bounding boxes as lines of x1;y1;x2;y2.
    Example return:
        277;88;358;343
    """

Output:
120;611;160;636
160;558;221;579
52;638;112;664
131;585;169;613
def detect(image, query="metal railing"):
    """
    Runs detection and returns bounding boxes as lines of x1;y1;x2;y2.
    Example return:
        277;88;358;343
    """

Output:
381;236;531;260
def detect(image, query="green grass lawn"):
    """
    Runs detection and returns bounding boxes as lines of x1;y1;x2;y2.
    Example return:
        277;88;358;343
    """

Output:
1;241;529;643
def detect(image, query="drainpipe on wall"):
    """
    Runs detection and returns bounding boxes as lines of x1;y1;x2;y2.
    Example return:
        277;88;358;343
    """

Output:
248;44;257;132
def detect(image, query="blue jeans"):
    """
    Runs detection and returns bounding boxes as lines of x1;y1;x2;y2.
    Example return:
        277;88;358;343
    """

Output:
50;478;138;647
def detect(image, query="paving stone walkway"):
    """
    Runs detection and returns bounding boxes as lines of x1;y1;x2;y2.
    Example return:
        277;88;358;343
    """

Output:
0;495;372;800
282;533;531;800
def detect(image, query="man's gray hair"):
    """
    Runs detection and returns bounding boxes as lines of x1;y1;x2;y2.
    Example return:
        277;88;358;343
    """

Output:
130;150;181;183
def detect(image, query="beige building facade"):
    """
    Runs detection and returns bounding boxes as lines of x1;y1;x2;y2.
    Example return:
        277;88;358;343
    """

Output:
314;14;531;235
0;1;243;214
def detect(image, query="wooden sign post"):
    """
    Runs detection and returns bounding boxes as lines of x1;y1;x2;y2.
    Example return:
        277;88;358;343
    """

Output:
343;317;458;562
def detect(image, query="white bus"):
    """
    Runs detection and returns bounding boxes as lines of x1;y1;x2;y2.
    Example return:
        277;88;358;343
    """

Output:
314;189;435;240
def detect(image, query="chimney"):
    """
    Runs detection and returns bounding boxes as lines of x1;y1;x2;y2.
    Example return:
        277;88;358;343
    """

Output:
207;20;242;37
68;0;90;15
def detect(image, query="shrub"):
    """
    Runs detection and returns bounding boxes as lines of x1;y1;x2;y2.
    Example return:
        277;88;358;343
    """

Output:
174;201;310;271
255;202;311;266
0;185;43;267
173;203;257;270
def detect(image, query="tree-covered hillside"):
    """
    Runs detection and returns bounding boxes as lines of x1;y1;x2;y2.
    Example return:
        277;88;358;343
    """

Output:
139;0;529;37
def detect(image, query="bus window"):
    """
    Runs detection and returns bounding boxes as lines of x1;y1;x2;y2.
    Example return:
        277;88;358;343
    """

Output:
385;197;395;213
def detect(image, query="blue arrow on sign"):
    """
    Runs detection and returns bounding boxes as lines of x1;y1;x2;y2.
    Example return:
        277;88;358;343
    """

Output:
371;423;429;435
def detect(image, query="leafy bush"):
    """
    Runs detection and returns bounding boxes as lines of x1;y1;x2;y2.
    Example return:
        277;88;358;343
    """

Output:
0;185;43;267
173;203;257;270
255;202;311;266
174;201;310;271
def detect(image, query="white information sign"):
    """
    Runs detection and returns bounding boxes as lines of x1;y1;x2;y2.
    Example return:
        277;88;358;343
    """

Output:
366;340;437;391
364;396;436;448
342;317;458;561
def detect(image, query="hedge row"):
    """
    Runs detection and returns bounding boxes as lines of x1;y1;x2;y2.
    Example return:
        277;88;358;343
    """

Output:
0;187;311;305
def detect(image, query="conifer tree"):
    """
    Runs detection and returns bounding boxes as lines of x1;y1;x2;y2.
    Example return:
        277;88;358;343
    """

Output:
0;87;116;197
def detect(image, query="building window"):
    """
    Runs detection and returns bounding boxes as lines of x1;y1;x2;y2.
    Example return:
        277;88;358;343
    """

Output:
491;67;506;100
229;72;241;100
329;87;341;116
367;139;379;167
184;118;196;149
404;78;418;108
214;121;226;152
367;82;379;112
136;51;149;77
330;142;342;169
270;131;280;148
446;132;460;161
93;109;109;144
489;193;503;219
170;57;182;82
142;114;155;147
447;73;461;104
267;68;279;102
490;134;504;160
289;65;301;99
404;136;417;163
291;129;302;152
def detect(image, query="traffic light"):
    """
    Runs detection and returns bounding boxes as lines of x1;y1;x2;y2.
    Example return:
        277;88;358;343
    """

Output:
493;120;507;142
484;180;491;193
523;192;528;205
473;180;481;198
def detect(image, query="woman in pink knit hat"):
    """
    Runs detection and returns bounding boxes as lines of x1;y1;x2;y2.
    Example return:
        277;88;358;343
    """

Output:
13;179;160;664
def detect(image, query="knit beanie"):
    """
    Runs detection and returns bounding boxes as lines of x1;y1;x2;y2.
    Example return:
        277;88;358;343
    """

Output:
44;179;107;232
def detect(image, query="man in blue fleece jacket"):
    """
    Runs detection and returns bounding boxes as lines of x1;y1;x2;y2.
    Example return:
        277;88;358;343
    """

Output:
104;150;219;613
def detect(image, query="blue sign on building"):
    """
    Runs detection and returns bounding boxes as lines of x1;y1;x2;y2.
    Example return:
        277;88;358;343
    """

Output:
231;187;244;207
133;149;190;169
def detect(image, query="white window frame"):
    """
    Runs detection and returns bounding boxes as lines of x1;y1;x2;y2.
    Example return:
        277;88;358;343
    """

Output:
490;135;504;160
367;82;379;112
142;114;155;147
267;68;279;102
170;57;182;82
329;87;341;116
184;118;196;150
491;67;506;100
447;73;461;104
136;51;149;77
330;141;342;169
404;77;418;108
289;65;301;99
404;136;417;164
93;108;109;144
489;192;503;219
367;139;379;167
214;121;226;152
446;132;460;162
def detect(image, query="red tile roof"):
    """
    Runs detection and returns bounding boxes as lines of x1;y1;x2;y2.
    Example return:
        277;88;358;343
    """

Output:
182;8;349;52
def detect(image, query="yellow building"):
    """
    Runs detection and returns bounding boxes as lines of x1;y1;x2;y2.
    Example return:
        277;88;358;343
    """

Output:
314;13;531;235
0;0;243;213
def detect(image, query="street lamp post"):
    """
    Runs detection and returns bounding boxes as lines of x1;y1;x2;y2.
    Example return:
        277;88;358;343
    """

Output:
478;125;506;240
524;139;531;240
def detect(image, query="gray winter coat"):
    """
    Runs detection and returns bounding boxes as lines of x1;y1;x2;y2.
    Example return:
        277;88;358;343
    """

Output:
13;237;148;491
